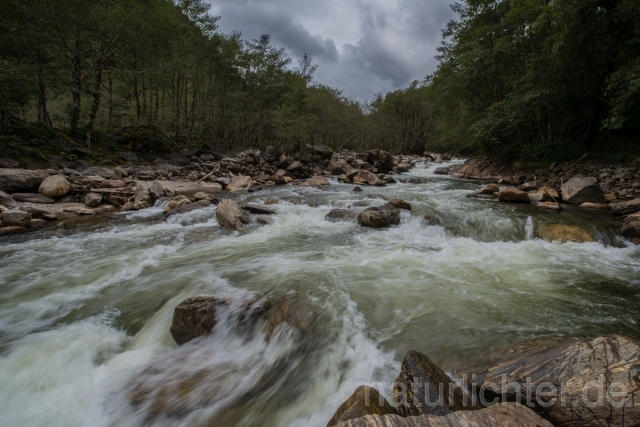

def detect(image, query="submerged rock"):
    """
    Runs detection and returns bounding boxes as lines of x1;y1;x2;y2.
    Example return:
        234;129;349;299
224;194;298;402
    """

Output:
357;209;400;228
400;177;430;184
241;203;276;215
169;293;271;346
325;208;359;222
215;199;249;231
536;223;594;243
389;199;412;211
470;335;640;427
165;200;212;217
393;350;469;417
331;403;552;427
561;176;604;204
327;386;398;427
163;195;191;214
0;211;32;227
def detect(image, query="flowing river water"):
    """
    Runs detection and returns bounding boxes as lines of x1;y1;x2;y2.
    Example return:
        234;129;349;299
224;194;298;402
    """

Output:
1;160;640;427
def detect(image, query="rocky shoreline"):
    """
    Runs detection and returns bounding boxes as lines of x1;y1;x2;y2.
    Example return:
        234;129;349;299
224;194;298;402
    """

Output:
1;150;639;243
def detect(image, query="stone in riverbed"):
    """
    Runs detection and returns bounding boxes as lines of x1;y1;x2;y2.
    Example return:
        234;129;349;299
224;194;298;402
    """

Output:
498;188;531;203
353;170;385;186
226;175;252;191
331;403;552;427
133;184;153;210
536;202;562;211
327;386;398;427
38;175;71;198
560;176;604;204
357;209;400;228
0;225;28;236
163;195;191;214
0;169;47;192
328;160;356;176
0;211;32;227
170;293;271;346
536;223;594;243
473;183;499;195
84;192;102;208
311;144;334;159
325;208;359;222
215;199;249;231
470;335;640;427
0;190;16;207
400;176;430;184
300;175;330;187
621;213;640;240
164;200;212;217
10;193;55;204
393;350;468;417
241;203;276;215
579;202;609;209
389;199;412;211
611;198;640;216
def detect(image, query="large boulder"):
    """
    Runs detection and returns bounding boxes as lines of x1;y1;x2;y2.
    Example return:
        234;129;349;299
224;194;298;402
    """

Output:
300;175;330;187
367;150;394;173
332;403;552;427
536;223;594;243
561;177;605;204
169;293;270;345
0;211;32;227
38;175;70;198
328;160;356;176
327;386;398;427
163;195;191;214
215;199;249;231
393;350;468;417
470;335;640;427
261;146;282;163
226;175;252;191
611;198;640;216
498;188;531;203
353;170;385;186
0;169;47;193
358;208;400;228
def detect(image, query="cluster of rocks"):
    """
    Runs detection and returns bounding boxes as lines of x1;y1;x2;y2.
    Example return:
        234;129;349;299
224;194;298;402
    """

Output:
142;291;640;427
325;198;412;228
0;147;430;237
452;157;640;243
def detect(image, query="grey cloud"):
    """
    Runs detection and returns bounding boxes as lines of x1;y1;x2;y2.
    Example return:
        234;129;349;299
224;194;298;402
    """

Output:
207;0;457;101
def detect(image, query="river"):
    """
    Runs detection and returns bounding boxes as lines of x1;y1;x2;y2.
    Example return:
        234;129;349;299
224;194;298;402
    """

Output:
1;160;639;427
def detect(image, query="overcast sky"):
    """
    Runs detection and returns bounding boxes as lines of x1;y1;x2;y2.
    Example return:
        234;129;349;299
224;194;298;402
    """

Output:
207;0;457;102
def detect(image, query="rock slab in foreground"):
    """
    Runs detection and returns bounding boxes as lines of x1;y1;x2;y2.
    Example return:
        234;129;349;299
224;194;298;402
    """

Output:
471;335;640;427
393;350;468;417
333;403;552;427
216;199;249;231
327;386;398;427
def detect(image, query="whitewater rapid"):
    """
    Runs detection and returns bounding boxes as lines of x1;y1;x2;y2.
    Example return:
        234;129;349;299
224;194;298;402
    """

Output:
1;161;639;427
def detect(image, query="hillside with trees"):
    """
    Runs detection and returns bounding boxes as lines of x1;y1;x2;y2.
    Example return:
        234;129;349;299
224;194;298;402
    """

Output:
0;0;639;163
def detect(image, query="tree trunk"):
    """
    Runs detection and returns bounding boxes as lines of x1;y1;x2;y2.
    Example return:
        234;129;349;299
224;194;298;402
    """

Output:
70;38;83;130
85;58;103;149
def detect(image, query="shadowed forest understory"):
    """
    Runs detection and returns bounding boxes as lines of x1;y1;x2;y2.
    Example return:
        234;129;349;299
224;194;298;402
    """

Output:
1;0;639;164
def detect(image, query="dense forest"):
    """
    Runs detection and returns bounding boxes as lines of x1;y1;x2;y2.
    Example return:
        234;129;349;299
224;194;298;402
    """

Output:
0;0;639;163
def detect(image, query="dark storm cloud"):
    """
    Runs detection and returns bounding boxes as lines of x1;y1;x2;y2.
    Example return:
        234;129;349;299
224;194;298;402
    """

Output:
207;0;457;101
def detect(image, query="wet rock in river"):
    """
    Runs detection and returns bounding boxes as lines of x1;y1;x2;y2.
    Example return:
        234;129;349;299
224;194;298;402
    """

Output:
393;350;469;417
163;195;191;214
325;208;359;222
0;225;28;236
473;183;499;196
498;188;531;203
400;177;430;184
331;403;552;427
353;170;385;186
536;223;594;243
226;175;252;191
470;335;640;427
327;386;398;427
328;160;356;176
536;202;562;211
357;208;400;228
215;199;249;231
241;203;276;215
38;175;70;198
300;175;330;187
170;293;271;345
560;176;605;204
621;213;640;241
389;199;412;211
263;293;322;339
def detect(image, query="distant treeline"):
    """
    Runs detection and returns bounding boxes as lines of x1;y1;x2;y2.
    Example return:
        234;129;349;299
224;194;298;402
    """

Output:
0;0;639;162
